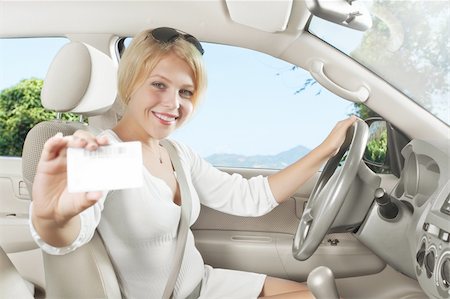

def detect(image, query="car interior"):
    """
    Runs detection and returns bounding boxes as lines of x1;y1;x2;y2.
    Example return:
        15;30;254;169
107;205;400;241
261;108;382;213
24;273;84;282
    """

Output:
0;1;449;299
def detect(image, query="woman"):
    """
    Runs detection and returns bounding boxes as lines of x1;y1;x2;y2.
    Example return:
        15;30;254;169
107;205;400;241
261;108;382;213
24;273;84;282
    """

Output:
30;27;356;298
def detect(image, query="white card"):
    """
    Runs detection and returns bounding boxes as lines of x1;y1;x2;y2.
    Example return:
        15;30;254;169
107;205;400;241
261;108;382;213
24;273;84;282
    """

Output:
67;141;143;193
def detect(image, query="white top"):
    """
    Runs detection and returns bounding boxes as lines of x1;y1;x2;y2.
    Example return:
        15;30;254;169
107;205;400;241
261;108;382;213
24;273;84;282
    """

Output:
30;129;278;298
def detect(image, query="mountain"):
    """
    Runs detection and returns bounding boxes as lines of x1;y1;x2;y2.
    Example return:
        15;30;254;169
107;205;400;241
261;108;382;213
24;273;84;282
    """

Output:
205;145;310;169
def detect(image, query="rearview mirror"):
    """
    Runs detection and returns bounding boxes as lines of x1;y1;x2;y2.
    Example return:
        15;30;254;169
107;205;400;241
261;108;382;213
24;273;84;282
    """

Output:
306;0;372;31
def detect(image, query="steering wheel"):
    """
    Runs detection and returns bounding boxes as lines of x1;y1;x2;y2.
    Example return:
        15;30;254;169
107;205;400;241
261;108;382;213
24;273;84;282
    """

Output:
292;119;369;261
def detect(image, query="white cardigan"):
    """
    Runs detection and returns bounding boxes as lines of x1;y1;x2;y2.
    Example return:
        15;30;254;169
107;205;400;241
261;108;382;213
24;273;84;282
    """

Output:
30;130;278;298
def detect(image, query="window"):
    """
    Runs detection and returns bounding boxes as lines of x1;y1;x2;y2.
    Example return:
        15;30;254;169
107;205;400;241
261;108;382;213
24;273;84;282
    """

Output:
119;40;355;169
308;0;449;125
171;43;354;169
0;37;68;157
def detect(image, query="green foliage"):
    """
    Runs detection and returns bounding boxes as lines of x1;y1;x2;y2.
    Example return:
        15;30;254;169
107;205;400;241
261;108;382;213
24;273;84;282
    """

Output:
365;129;387;164
0;78;80;157
352;102;378;120
364;121;390;174
350;102;386;173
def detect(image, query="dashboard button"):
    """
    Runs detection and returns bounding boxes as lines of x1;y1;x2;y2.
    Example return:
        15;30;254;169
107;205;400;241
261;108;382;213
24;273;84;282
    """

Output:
428;224;440;237
439;230;450;242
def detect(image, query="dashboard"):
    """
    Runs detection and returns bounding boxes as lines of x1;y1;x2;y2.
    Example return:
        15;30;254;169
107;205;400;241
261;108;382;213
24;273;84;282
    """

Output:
397;140;450;299
357;139;450;299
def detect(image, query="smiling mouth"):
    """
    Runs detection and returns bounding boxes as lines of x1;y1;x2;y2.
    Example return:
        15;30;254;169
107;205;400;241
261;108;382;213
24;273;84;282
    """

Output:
152;112;179;123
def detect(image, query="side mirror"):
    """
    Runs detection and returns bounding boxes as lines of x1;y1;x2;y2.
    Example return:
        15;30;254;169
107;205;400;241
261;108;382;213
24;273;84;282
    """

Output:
364;117;410;177
306;0;372;31
364;117;389;170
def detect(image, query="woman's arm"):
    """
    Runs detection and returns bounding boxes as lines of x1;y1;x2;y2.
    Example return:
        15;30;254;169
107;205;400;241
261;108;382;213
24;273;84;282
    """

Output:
31;130;108;248
178;142;278;217
179;116;356;216
268;116;357;203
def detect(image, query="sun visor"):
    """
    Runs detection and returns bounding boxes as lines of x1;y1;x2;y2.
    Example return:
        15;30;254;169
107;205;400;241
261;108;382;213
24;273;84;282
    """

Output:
225;0;293;33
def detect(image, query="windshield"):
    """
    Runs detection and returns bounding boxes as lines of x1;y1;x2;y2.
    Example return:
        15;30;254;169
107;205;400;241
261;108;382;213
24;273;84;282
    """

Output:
308;0;449;125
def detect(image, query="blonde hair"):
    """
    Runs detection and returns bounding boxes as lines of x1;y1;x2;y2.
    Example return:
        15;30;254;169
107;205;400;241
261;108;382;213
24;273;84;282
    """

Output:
117;28;207;108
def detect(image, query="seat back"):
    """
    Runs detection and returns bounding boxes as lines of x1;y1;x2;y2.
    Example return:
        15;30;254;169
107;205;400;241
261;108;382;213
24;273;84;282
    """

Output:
42;233;120;298
22;41;121;298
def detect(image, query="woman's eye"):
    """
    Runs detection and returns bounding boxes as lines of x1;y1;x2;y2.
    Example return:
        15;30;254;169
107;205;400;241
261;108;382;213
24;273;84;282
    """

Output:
180;89;193;99
151;82;166;89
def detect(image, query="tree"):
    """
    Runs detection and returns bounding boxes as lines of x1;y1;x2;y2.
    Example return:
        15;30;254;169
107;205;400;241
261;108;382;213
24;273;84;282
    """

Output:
0;78;78;156
365;128;387;164
351;0;449;114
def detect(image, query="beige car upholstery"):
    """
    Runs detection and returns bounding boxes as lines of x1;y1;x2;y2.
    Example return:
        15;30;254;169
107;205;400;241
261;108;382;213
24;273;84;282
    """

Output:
0;246;34;299
22;41;121;298
42;233;120;298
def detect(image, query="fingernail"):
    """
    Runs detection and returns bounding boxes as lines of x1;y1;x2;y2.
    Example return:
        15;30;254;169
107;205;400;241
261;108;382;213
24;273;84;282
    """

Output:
54;132;63;138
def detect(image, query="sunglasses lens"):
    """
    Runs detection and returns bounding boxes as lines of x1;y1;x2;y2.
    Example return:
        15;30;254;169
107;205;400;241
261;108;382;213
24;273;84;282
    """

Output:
151;27;179;43
151;27;204;55
185;35;205;55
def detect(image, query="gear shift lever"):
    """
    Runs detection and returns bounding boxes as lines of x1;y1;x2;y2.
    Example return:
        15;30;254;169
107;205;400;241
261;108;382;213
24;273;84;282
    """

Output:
307;266;339;299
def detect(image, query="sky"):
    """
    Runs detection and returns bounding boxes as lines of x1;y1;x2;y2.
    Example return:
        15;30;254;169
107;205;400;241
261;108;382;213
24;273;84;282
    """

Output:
0;36;355;157
0;37;68;90
173;43;354;156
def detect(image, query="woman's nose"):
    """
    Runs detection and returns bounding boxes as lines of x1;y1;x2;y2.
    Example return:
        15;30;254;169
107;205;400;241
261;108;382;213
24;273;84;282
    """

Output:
162;90;180;110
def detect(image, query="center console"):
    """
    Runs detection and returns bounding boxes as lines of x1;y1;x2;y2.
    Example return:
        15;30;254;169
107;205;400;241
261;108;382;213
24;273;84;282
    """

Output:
416;189;450;298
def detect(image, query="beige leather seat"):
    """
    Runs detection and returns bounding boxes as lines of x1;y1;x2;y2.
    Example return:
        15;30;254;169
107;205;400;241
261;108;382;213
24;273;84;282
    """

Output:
22;41;121;298
0;246;34;299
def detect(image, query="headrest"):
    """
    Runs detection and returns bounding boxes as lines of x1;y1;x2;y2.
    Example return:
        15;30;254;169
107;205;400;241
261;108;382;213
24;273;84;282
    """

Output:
40;42;117;116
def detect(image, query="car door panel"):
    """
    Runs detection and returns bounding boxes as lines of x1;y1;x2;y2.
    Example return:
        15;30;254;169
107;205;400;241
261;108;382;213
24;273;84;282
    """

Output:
192;167;386;281
0;157;35;253
0;157;45;293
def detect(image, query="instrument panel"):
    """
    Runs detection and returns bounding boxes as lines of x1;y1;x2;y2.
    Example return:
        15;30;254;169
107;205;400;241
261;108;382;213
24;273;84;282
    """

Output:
392;139;450;298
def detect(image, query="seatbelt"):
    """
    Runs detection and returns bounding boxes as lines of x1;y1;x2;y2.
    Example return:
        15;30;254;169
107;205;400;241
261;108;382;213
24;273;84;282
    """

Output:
160;140;193;299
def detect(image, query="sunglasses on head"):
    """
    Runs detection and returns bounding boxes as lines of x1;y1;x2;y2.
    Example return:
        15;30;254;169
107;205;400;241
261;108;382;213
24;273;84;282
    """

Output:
150;27;205;55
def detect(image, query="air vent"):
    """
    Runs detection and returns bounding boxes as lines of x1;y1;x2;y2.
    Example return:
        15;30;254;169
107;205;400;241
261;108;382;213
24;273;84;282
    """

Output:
440;256;450;288
416;241;426;267
425;250;436;279
440;193;450;216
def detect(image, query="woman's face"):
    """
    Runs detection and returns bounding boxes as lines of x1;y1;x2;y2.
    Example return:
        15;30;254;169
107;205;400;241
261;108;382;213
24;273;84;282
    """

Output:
126;52;195;140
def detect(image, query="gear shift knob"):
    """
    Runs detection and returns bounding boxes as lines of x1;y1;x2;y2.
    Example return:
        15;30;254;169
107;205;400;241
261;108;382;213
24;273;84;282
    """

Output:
307;266;339;299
